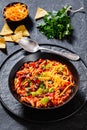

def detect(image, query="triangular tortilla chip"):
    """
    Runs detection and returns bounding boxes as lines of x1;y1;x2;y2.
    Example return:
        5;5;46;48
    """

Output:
4;35;14;42
0;23;13;36
11;31;23;42
0;37;6;49
14;25;30;37
35;7;48;20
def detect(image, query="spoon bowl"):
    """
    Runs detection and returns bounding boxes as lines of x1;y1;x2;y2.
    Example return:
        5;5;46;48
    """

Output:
18;37;39;53
18;37;80;61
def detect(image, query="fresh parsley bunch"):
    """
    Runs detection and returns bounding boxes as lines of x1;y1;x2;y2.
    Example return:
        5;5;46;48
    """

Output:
37;6;73;40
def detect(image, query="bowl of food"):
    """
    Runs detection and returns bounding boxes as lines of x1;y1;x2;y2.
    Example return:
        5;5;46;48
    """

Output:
3;2;29;22
8;51;79;110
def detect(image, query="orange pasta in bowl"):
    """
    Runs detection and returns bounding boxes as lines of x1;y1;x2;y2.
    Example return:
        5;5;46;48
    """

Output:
13;58;77;108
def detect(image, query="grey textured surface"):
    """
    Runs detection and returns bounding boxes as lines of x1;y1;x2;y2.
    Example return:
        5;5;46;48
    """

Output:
0;0;87;129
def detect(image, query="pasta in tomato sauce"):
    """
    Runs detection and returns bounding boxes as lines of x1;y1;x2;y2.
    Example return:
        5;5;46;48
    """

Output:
14;59;76;108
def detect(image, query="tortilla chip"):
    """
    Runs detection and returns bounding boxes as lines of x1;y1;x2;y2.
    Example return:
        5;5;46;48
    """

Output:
35;7;48;20
14;25;30;37
0;23;13;36
0;37;6;49
11;31;23;42
4;35;13;42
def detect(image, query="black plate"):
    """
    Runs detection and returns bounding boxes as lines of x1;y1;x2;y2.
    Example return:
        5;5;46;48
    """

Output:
0;45;87;123
8;51;79;110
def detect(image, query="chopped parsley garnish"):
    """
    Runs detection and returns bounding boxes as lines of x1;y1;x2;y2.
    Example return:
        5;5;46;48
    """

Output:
40;97;49;104
37;5;73;40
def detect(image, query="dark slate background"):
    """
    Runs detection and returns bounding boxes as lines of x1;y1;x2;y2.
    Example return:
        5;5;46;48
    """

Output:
0;0;87;129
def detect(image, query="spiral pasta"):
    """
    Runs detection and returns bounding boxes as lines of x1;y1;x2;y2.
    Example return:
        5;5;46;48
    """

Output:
14;59;75;108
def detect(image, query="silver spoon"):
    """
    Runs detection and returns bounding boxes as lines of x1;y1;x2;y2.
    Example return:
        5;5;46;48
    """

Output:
18;37;80;61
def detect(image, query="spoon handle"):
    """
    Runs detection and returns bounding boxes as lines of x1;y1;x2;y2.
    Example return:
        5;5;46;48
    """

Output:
39;46;80;61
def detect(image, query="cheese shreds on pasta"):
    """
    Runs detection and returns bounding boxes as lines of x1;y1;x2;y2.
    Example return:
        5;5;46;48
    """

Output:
14;59;76;108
